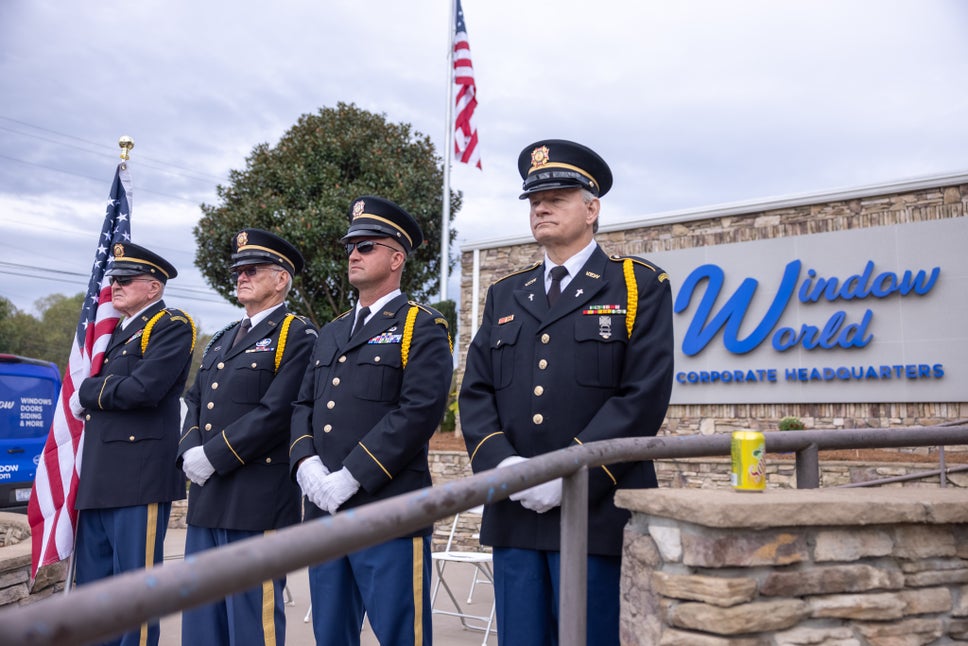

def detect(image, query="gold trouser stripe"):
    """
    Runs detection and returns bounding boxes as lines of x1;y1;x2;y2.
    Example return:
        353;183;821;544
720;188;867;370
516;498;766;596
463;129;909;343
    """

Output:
140;503;159;646
412;537;423;645
261;529;278;646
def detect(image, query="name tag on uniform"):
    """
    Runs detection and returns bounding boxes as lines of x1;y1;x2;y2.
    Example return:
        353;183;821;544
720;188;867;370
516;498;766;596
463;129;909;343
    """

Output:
368;333;402;344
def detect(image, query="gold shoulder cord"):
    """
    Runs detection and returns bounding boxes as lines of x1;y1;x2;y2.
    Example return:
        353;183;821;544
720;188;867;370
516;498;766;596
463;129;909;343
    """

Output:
623;258;638;338
274;313;294;373
141;309;197;355
401;306;418;369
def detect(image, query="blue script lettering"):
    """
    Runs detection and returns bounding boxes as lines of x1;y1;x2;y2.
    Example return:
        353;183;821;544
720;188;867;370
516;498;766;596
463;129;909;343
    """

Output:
675;259;940;356
674;261;800;356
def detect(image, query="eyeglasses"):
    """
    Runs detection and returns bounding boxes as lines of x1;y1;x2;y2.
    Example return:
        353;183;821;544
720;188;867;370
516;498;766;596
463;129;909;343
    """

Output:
343;240;401;256
109;276;154;287
231;265;283;282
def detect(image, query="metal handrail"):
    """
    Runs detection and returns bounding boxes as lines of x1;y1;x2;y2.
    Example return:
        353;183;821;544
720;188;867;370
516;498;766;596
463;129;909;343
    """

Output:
2;425;965;646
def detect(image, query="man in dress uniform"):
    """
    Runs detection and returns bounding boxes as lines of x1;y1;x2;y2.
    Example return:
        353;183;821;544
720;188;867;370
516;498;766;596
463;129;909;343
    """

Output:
290;196;453;646
459;139;675;645
178;229;317;646
73;242;195;646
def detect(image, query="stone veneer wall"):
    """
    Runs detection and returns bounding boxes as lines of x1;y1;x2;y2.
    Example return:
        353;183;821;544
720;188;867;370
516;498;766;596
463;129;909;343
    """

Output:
614;488;968;645
456;182;968;436
0;512;67;607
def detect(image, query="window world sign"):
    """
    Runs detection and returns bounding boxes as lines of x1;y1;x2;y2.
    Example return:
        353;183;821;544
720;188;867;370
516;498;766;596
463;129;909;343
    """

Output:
644;216;967;404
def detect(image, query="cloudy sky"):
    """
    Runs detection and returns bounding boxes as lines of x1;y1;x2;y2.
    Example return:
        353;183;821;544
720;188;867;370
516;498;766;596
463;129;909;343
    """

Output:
1;0;966;335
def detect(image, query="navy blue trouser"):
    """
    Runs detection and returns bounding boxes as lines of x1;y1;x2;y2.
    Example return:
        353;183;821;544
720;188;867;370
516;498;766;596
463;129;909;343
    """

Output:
181;526;287;646
308;536;432;646
75;503;171;646
492;547;621;646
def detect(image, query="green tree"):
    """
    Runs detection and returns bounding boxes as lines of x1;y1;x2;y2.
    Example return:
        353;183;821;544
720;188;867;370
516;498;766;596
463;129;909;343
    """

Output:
194;102;461;326
36;293;85;370
0;294;83;371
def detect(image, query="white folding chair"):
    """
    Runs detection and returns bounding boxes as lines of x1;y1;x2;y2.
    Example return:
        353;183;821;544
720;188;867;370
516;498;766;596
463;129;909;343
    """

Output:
430;505;496;644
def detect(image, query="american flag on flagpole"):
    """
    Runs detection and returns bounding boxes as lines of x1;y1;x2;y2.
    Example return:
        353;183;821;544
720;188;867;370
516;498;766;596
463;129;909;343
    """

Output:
27;161;132;579
453;0;482;169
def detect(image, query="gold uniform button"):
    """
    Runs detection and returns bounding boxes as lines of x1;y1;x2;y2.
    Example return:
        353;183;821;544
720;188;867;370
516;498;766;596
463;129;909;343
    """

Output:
207;402;214;410
122;350;128;355
374;356;381;362
104;358;109;364
204;423;212;431
541;333;550;344
327;401;335;409
533;414;544;425
323;424;333;433
211;382;219;390
217;362;225;370
251;362;258;368
332;377;341;386
265;457;272;464
128;435;135;442
538;359;548;370
85;414;91;421
534;386;544;396
339;355;347;363
315;359;321;366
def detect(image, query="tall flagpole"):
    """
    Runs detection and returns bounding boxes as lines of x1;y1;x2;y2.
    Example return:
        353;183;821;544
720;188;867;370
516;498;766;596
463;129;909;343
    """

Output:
440;0;456;302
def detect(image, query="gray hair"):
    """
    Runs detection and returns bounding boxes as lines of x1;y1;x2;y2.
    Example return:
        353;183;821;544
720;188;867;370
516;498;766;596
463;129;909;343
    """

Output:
581;188;600;233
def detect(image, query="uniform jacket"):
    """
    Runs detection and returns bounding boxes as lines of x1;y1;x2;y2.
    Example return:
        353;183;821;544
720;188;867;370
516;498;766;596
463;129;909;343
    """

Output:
76;301;194;510
459;245;675;556
178;306;317;531
289;293;453;535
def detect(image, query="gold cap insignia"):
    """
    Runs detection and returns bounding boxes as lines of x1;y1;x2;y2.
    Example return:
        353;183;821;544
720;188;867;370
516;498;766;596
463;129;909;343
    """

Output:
113;243;125;257
529;145;550;172
236;231;248;247
352;200;366;219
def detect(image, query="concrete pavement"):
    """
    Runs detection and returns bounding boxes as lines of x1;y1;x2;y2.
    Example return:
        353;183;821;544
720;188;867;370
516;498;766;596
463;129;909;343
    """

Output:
159;527;495;645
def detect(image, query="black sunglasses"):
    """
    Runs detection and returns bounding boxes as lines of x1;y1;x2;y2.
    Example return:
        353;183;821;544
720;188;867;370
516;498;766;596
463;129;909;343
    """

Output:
344;240;400;256
231;265;283;282
109;276;153;286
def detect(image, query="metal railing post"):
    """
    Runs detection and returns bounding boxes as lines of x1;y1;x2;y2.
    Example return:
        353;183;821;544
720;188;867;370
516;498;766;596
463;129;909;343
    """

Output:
795;443;820;489
560;465;589;646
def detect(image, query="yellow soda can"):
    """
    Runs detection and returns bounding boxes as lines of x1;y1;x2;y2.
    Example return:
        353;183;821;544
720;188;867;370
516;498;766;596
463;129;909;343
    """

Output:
730;430;766;491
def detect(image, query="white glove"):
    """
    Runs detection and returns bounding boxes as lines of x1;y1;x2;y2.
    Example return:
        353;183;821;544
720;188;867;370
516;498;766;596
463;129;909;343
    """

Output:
68;390;84;418
296;456;330;509
318;466;361;515
501;455;563;514
182;446;216;487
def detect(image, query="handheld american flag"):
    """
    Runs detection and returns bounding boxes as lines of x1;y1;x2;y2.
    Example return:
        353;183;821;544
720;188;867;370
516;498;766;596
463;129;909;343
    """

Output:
453;0;482;169
27;162;132;579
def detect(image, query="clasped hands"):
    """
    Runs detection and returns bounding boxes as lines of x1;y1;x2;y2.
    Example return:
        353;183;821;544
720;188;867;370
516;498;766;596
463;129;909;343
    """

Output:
182;446;216;486
499;455;562;513
296;456;360;515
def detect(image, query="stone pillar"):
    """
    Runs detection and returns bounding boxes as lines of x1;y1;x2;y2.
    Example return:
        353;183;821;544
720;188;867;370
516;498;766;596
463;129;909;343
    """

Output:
615;488;968;644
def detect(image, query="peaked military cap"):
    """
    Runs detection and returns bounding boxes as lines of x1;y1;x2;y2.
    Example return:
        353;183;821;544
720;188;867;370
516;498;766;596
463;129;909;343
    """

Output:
518;139;613;199
106;242;177;282
340;196;423;254
230;228;304;275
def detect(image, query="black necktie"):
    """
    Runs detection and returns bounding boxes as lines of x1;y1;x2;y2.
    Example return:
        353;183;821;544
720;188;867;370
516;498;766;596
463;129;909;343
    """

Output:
351;306;370;337
232;318;251;348
547;266;568;307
